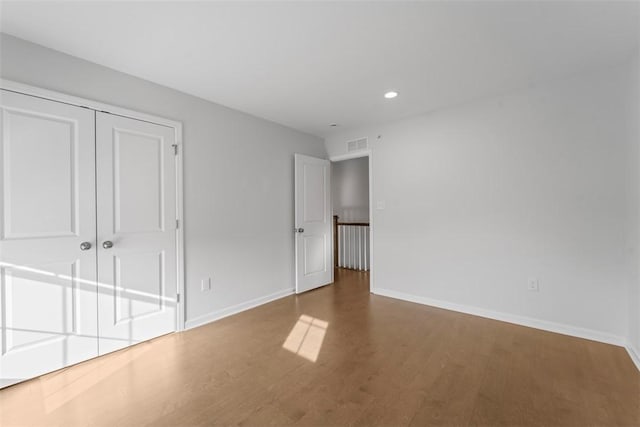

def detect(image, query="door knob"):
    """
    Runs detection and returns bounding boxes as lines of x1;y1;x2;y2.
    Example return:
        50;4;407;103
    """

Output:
80;241;92;251
295;228;304;233
102;241;114;249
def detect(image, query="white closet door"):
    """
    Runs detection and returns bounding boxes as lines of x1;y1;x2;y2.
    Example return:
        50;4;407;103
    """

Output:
96;112;177;355
0;90;98;387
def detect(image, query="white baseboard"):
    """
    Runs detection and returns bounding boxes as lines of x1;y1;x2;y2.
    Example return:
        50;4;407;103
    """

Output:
626;344;640;372
185;288;295;330
182;286;639;372
373;288;626;347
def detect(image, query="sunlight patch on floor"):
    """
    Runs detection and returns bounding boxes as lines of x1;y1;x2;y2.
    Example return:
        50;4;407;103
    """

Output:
282;315;328;362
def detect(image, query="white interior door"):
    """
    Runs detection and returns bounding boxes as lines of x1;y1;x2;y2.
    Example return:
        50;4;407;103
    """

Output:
96;112;177;355
294;154;332;293
0;90;98;387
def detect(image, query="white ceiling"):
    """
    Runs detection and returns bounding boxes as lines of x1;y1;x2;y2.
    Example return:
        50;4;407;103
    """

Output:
1;1;639;137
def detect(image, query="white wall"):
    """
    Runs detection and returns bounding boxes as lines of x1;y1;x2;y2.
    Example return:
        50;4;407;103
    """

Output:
332;157;369;222
0;34;327;326
326;61;638;343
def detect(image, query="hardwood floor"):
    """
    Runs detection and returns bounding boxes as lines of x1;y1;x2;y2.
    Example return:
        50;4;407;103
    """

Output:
1;268;638;426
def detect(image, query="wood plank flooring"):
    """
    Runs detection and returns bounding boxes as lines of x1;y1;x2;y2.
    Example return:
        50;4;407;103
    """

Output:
1;268;638;426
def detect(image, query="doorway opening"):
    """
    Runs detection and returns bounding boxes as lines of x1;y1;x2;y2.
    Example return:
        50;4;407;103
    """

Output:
331;155;371;291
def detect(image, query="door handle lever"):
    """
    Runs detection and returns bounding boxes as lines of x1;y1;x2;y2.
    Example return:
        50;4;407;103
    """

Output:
294;228;304;233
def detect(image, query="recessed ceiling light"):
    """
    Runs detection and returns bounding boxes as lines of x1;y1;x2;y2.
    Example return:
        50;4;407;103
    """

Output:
329;123;338;127
384;91;399;99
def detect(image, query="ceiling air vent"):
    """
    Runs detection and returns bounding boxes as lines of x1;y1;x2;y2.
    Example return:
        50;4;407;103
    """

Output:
346;137;368;153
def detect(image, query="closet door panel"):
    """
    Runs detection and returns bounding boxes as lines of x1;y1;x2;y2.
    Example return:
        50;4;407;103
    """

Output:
0;90;98;388
96;113;177;355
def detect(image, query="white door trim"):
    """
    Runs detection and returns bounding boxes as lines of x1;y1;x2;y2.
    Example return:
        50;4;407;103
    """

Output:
0;78;186;331
329;150;374;293
329;150;370;162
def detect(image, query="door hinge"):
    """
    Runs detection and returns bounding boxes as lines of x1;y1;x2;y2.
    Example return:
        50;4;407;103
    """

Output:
172;144;179;155
176;294;180;303
176;219;179;229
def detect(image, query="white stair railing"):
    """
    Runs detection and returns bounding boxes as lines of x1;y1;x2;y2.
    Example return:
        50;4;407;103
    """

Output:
333;216;370;271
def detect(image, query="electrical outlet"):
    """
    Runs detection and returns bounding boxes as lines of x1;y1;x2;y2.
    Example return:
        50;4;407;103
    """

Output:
376;200;386;210
201;277;212;292
527;278;539;292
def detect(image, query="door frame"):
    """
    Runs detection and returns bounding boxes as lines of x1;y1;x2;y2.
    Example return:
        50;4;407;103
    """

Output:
329;150;374;293
0;78;187;331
